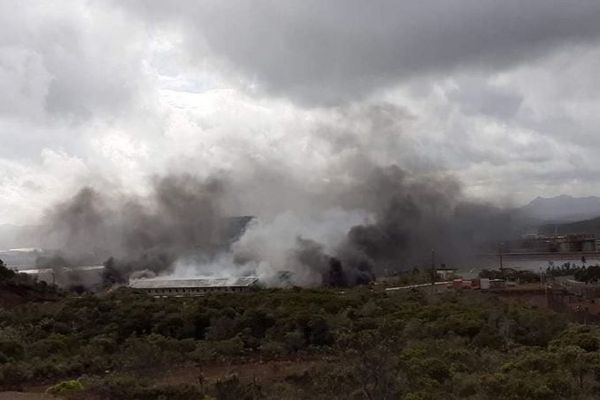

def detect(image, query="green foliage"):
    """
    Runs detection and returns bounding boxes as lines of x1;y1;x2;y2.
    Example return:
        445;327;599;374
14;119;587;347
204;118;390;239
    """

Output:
213;374;262;400
574;265;600;283
0;339;24;360
0;260;60;299
551;325;600;352
83;375;203;400
480;268;540;283
0;286;597;399
46;379;84;395
0;262;15;281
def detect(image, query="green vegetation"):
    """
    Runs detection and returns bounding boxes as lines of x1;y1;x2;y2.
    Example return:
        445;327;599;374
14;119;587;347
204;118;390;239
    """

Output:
0;259;61;306
0;280;599;399
46;379;84;396
479;268;540;283
546;263;600;283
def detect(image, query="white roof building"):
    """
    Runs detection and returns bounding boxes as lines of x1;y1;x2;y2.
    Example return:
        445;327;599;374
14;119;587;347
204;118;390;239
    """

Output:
129;277;259;296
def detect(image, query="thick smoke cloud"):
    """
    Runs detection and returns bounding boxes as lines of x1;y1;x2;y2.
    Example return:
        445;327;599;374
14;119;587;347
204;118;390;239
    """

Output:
40;174;231;283
39;163;516;288
338;166;515;269
121;0;600;103
229;164;516;286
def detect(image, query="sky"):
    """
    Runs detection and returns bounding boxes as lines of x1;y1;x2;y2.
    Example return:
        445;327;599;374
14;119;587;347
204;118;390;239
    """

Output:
2;0;600;225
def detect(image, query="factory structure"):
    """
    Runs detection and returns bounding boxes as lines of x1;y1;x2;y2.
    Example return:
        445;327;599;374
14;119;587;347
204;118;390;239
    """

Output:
501;233;599;254
129;276;259;296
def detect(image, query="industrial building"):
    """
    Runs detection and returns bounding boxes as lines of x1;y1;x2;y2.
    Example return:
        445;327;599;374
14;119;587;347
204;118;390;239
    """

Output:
435;267;457;280
129;277;259;296
503;234;599;254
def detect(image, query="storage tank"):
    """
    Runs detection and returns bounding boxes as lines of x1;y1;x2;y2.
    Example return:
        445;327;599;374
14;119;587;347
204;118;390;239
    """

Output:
480;278;490;290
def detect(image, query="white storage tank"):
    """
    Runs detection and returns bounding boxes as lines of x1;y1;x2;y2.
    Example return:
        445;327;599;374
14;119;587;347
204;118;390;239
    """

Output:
480;278;490;290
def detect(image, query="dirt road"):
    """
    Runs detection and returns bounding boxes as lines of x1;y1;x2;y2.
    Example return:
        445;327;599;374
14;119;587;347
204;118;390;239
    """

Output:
0;393;54;400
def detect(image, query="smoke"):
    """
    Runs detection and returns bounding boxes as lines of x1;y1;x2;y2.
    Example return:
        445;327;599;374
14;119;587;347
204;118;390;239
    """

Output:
335;165;515;272
220;164;515;287
39;174;233;286
34;103;518;288
35;158;516;289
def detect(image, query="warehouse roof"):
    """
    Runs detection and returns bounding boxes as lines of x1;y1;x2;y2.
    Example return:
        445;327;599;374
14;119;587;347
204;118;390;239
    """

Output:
129;277;258;289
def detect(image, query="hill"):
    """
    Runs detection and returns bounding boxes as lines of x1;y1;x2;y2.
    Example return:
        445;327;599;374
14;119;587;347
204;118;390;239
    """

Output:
539;215;600;236
520;195;600;222
0;286;588;399
0;261;62;307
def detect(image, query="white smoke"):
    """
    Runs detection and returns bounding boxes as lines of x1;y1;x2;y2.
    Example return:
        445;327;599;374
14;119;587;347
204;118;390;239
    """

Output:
168;208;371;286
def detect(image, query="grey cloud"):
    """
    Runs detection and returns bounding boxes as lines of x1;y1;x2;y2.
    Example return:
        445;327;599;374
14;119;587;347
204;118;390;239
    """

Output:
0;1;146;122
448;78;523;120
122;0;600;104
0;1;154;164
3;0;600;228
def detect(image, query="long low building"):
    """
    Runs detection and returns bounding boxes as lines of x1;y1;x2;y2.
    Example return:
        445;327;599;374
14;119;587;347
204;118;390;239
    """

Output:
129;277;259;296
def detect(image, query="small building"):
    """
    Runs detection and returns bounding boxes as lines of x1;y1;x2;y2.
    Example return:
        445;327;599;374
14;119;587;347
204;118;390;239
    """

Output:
129;277;259;297
436;268;458;280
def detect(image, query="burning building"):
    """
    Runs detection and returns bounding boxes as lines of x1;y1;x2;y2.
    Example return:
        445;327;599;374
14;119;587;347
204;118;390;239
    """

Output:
37;167;521;289
129;276;258;296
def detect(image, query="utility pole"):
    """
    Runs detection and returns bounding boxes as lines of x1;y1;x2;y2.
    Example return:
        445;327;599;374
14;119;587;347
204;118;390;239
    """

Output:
431;249;436;287
545;274;549;308
498;242;504;271
539;266;544;289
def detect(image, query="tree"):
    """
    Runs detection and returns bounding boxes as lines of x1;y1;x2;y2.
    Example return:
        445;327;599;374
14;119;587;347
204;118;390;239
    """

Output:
0;259;15;281
347;333;403;400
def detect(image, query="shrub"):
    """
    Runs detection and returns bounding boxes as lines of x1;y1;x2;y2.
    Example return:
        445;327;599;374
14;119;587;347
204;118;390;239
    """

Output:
46;379;84;395
259;341;287;357
0;340;24;360
212;336;245;357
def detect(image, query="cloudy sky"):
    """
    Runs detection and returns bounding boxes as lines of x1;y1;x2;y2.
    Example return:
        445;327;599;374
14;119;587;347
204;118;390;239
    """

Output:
2;0;600;225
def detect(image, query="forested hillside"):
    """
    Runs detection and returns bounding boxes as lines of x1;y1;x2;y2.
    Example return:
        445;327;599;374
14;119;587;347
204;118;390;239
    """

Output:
0;284;598;399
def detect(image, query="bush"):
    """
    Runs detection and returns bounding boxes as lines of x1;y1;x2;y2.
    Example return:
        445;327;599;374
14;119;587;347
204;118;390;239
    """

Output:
46;379;84;395
0;362;32;387
0;340;24;360
0;286;584;398
259;341;287;357
212;336;245;357
213;374;261;400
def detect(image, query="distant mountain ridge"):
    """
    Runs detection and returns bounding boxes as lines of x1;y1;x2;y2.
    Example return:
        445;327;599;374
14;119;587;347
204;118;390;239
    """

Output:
538;216;600;236
520;195;600;223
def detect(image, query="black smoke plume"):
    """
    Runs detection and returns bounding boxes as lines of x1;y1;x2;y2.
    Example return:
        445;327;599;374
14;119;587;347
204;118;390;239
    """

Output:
40;174;233;286
337;165;515;273
38;164;516;288
277;164;516;286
